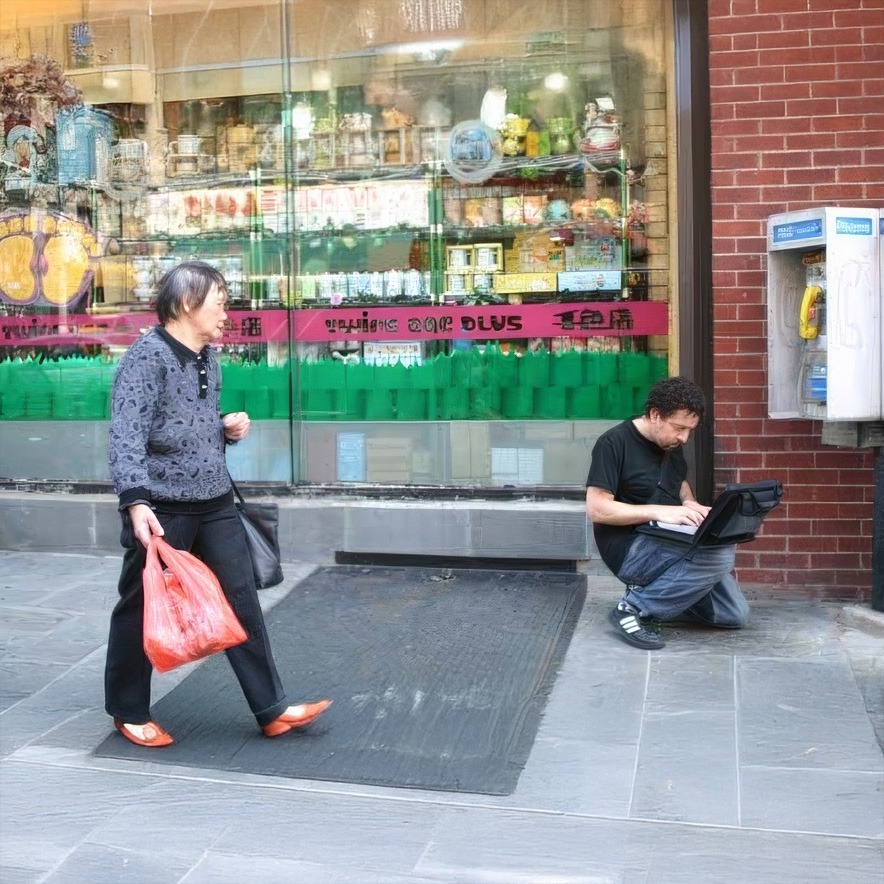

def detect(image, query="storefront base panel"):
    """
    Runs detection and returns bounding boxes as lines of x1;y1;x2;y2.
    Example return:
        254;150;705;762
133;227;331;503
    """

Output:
0;420;617;486
1;492;872;598
0;492;595;567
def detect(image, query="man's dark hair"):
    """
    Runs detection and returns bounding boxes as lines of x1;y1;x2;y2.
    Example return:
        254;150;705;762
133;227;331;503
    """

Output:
644;376;706;421
156;260;228;324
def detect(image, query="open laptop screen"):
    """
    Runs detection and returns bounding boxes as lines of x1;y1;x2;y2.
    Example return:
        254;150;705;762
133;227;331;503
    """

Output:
635;480;783;549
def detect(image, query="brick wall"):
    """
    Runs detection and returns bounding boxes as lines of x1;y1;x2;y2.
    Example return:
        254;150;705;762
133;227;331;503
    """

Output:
707;0;883;597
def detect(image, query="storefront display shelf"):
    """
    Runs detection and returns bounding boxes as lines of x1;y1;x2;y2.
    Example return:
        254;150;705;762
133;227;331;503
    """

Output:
283;151;620;180
118;150;622;189
441;227;518;244
114;232;280;245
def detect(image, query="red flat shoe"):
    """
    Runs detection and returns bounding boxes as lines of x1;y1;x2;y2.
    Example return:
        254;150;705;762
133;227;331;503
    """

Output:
261;700;332;738
113;717;174;748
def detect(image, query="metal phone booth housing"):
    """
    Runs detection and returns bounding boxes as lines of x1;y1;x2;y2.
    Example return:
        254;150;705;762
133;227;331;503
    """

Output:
880;208;884;410
766;207;881;421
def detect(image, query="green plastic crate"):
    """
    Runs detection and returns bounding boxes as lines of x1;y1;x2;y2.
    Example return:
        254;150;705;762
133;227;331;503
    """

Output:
395;389;427;421
375;361;409;391
618;353;651;387
598;353;619;386
568;386;601;419
550;349;583;387
302;389;335;420
220;388;246;413
343;362;374;390
431;353;452;388
1;387;27;419
364;388;395;421
487;351;519;388
439;385;469;420
244;388;272;419
520;349;550;387
534;386;567;419
650;356;669;385
336;387;364;421
470;384;501;420
271;387;291;419
600;384;632;419
501;386;534;419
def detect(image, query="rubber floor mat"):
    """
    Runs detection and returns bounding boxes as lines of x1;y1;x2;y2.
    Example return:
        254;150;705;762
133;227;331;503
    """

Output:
94;565;585;795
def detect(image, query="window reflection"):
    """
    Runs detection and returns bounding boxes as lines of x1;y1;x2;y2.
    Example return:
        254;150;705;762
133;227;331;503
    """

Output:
0;0;672;486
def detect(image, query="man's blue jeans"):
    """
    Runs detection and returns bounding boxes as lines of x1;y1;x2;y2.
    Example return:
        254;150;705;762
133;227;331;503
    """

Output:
616;534;749;627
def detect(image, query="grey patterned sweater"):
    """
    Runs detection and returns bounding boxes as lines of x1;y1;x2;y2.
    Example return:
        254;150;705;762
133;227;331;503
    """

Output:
108;327;231;507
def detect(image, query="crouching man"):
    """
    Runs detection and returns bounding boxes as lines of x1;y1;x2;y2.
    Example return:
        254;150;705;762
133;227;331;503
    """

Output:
585;376;749;650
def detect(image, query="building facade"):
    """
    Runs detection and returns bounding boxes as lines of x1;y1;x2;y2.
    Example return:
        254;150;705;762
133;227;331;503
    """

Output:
0;0;881;597
708;0;882;598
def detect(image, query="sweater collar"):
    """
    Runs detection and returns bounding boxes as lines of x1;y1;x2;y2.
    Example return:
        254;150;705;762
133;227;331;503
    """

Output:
154;325;209;368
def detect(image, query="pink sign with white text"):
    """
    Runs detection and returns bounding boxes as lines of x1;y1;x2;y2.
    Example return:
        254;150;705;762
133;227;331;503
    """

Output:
0;301;667;347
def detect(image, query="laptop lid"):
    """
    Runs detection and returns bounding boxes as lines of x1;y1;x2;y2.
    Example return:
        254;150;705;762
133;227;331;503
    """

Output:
635;480;783;549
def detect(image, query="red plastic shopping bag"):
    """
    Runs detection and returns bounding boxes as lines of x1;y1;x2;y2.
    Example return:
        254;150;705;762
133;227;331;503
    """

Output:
143;536;247;673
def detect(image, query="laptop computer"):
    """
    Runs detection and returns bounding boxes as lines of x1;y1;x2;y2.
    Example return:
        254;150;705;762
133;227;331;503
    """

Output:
635;480;783;549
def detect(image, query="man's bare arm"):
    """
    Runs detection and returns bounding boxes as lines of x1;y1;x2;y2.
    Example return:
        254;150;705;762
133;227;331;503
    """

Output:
586;486;706;527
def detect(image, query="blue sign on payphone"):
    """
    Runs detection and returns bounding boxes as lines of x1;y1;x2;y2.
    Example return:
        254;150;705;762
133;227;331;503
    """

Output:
772;218;824;244
834;217;874;236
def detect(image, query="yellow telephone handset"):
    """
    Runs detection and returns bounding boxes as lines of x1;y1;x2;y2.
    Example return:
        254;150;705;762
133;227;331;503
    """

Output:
799;286;823;339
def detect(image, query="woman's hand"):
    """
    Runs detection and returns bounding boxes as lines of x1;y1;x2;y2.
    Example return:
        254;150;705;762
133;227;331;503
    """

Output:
128;503;164;548
223;411;250;442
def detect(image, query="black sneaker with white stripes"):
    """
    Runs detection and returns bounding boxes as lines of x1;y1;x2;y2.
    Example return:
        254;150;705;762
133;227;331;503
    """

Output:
609;602;665;649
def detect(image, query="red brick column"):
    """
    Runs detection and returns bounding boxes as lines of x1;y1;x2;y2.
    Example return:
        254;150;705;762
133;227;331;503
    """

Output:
707;0;884;597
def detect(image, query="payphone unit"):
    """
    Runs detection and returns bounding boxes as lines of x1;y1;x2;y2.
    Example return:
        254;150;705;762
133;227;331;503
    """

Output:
767;207;881;421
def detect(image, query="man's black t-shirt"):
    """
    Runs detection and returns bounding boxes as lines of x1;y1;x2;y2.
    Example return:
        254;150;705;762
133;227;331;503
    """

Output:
585;418;687;574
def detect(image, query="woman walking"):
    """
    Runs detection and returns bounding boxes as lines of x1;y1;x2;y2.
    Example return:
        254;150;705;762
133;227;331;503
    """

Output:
105;260;330;747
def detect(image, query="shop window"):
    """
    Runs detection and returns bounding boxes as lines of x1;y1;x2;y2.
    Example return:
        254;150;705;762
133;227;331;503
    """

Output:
0;0;672;488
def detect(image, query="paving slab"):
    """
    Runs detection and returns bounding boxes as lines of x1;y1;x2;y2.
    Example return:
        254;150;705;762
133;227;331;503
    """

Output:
740;766;884;837
631;707;740;825
737;657;882;770
0;550;881;884
415;805;883;884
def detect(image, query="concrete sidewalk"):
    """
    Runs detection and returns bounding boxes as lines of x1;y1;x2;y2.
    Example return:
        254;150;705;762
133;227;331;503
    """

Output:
1;550;882;884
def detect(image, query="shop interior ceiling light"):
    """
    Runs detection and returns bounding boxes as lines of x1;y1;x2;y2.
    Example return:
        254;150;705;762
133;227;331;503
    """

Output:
310;67;332;92
544;72;569;92
387;39;464;56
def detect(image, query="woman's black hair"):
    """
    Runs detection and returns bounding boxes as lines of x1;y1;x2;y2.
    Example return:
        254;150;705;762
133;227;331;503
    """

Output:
155;260;227;324
644;376;706;421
